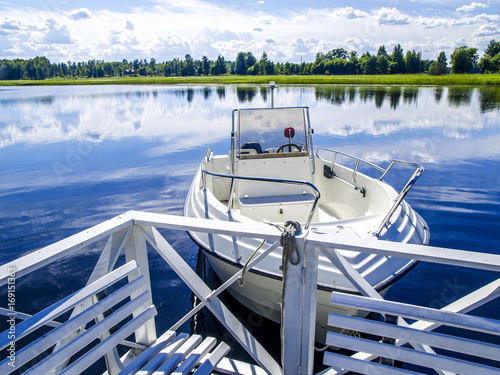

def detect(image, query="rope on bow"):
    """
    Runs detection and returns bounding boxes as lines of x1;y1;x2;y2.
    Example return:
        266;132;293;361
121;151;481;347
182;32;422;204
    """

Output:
280;220;302;267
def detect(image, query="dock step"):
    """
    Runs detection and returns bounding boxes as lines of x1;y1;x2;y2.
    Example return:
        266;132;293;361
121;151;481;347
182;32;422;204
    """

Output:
123;332;230;375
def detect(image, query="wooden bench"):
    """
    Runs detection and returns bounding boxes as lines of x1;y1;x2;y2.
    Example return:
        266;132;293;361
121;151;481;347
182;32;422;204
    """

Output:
324;291;500;374
239;193;317;223
0;261;230;374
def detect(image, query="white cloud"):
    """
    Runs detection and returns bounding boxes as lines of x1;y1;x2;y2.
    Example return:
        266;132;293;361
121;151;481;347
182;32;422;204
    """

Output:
1;17;22;30
155;33;193;58
456;2;488;13
331;7;368;20
0;1;499;63
43;19;72;44
472;24;499;36
67;8;92;21
451;13;500;26
203;29;252;42
416;17;450;29
376;7;409;25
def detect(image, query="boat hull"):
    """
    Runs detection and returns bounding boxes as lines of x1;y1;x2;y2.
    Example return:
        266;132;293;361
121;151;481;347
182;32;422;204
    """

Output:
190;233;407;343
184;155;429;343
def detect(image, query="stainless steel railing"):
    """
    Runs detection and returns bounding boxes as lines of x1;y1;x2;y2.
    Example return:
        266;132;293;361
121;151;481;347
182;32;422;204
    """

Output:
201;153;320;230
315;147;424;237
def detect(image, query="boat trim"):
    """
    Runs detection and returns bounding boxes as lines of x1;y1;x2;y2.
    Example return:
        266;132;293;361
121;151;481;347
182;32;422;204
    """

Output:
186;231;419;295
201;168;321;230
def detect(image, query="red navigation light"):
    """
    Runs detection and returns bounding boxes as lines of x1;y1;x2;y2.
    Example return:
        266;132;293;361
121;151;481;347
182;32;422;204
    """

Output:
284;127;295;139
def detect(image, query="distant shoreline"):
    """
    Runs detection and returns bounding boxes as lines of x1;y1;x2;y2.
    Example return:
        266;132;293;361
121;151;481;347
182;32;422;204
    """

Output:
1;74;500;86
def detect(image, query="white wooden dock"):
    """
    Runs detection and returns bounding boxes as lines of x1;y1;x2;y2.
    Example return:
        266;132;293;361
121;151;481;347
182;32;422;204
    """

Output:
0;210;499;374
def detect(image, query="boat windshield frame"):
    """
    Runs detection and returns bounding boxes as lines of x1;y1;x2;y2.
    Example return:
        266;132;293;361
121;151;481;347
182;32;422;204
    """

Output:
230;106;314;172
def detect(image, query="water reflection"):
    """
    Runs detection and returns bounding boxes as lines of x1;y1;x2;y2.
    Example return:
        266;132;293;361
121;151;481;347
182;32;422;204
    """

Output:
315;86;419;109
236;86;257;102
448;87;472;107
313;85;500;112
478;87;500;112
0;84;499;349
1;85;499;164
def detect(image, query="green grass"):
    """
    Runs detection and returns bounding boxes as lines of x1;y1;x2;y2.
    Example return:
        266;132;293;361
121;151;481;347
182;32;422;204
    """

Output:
1;74;500;86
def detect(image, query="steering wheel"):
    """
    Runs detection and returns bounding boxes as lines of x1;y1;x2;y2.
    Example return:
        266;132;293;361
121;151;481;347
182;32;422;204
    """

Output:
277;143;301;153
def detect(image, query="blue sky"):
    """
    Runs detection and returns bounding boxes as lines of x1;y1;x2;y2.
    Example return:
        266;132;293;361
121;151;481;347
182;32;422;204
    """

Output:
0;0;499;63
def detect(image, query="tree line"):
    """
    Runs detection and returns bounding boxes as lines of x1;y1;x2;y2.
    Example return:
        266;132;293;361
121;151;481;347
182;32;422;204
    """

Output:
1;40;499;80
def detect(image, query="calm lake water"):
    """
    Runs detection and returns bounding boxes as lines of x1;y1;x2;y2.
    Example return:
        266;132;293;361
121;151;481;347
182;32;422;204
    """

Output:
1;84;499;368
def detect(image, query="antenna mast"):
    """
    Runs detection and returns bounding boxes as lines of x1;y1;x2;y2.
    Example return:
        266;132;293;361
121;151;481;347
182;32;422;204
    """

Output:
269;81;277;108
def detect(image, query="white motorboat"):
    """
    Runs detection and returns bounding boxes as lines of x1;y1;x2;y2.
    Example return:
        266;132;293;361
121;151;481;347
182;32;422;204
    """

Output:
184;84;429;343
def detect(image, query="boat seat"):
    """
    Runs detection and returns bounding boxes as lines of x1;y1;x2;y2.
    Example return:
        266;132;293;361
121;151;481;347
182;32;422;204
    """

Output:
0;261;232;375
239;193;315;205
239;193;317;223
235;148;257;157
241;142;263;154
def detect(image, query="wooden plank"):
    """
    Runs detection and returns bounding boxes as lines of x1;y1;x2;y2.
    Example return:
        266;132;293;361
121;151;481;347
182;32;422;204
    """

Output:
0;261;139;351
193;342;231;375
0;308;61;327
119;330;176;375
23;290;151;375
140;226;281;374
58;305;157;375
153;334;202;374
53;226;133;375
281;234;304;374
308;230;500;273
172;337;216;375
131;333;189;375
330;292;500;336
0;211;134;286
124;226;156;346
215;358;268;375
169;241;280;332
131;210;500;272
0;275;147;374
320;247;382;299
411;277;500;332
326;331;500;375
323;351;419;375
86;225;131;284
281;234;319;375
327;313;500;362
131;210;281;240
300;243;319;375
335;279;500;373
140;225;282;375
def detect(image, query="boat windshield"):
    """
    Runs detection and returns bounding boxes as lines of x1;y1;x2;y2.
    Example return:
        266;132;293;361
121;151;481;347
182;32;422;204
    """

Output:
235;107;310;158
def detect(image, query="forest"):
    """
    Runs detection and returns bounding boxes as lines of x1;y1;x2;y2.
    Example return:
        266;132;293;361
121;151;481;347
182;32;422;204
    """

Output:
1;40;499;81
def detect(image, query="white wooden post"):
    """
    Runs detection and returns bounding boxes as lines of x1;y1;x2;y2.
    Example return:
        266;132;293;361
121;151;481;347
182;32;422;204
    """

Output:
282;232;317;375
124;225;156;346
301;242;318;375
